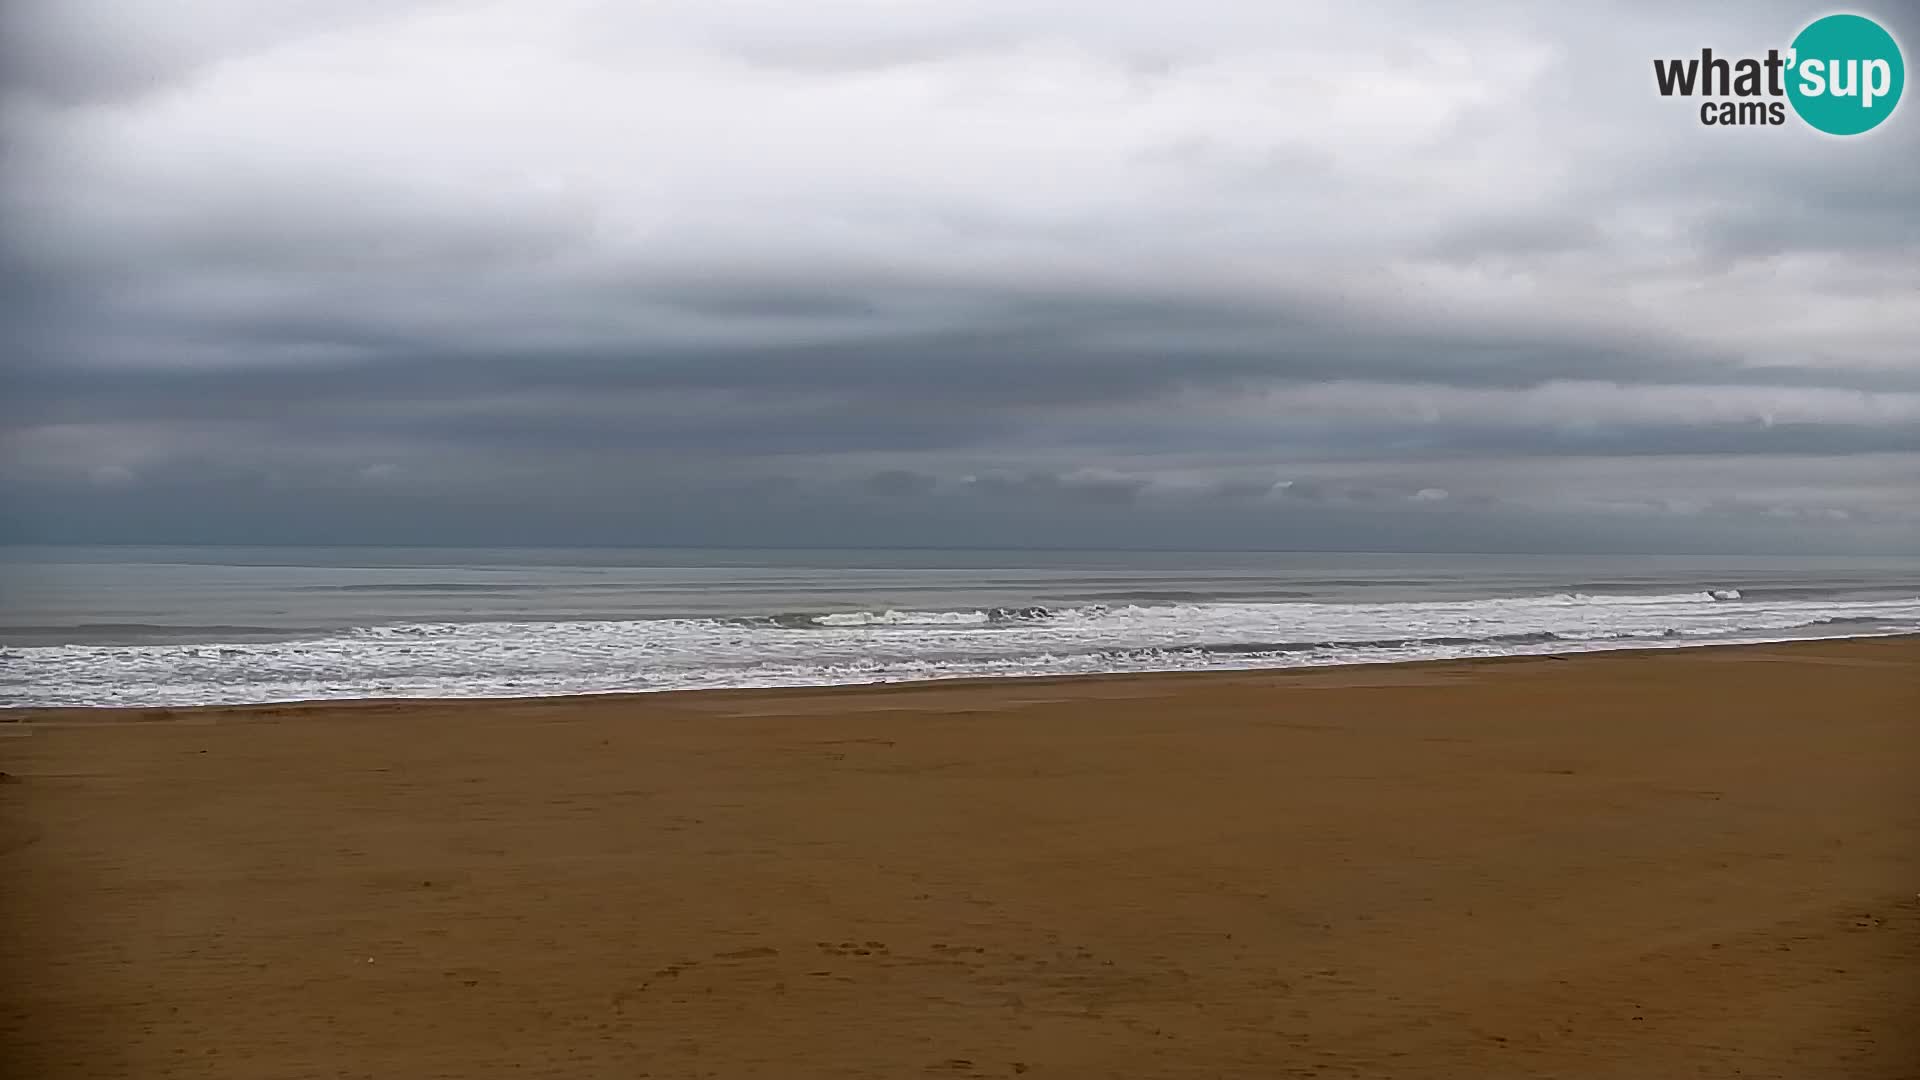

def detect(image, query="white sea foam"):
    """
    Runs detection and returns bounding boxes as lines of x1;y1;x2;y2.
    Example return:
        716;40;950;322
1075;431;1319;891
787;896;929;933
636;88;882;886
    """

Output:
4;589;1916;708
811;609;994;626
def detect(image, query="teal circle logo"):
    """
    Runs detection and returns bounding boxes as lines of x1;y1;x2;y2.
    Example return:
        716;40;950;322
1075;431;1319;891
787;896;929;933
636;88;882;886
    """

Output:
1787;14;1904;135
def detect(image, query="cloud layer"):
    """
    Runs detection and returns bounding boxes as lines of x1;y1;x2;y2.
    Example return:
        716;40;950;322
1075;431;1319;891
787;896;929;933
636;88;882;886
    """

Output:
3;0;1917;551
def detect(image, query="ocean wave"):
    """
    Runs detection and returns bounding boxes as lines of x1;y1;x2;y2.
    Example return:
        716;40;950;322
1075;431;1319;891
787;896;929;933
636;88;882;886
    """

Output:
809;605;1053;627
288;582;523;593
729;590;1745;633
5;590;1917;708
1186;631;1568;655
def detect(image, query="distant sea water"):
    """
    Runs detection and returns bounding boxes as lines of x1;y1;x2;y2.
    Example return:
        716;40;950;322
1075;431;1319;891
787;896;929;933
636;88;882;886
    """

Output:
2;546;1917;708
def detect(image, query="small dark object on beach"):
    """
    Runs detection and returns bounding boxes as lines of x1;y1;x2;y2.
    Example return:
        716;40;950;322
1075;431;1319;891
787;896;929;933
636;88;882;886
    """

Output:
0;772;19;784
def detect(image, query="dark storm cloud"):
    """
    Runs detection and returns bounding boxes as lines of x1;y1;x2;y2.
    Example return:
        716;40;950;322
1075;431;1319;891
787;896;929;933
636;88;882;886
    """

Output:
1209;476;1285;500
861;469;939;497
965;470;1150;505
1422;215;1608;264
0;1;442;105
2;0;1917;552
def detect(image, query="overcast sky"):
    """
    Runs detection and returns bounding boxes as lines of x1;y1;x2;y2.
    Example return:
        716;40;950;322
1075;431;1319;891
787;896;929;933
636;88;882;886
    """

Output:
2;1;1916;553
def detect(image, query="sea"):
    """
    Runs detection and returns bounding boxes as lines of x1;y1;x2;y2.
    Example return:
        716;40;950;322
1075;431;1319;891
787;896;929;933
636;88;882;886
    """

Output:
2;546;1916;708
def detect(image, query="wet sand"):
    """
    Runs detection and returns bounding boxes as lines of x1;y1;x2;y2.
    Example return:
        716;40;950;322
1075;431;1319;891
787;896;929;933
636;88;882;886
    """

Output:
3;638;1917;1078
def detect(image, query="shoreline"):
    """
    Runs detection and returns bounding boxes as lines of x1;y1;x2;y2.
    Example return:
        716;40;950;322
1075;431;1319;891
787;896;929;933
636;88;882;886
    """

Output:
7;629;1918;723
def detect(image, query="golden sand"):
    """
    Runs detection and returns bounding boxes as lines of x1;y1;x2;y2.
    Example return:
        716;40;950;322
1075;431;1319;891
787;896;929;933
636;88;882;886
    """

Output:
4;638;1917;1078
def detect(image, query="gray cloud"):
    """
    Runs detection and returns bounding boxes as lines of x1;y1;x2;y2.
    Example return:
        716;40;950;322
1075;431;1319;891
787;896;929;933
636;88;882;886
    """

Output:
2;0;1917;553
964;469;1152;505
861;469;939;497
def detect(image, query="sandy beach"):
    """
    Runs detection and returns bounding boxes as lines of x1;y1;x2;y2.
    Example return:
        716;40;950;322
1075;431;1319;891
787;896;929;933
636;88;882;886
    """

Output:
3;637;1916;1078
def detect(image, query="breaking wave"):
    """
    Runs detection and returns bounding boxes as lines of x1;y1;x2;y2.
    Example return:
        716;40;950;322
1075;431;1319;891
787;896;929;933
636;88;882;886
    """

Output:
4;588;1916;708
